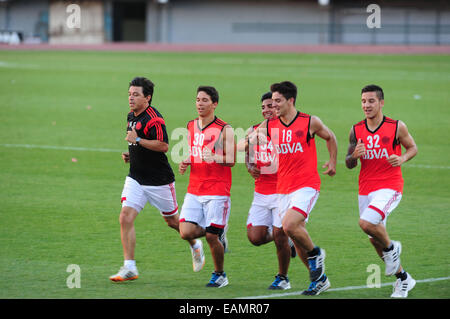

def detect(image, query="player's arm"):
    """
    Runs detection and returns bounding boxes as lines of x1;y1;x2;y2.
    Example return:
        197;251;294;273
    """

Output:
178;157;190;175
202;125;236;167
387;121;418;167
248;119;268;146
121;152;130;163
244;126;260;179
310;116;337;176
125;128;169;152
220;125;237;167
237;127;252;153
345;127;365;169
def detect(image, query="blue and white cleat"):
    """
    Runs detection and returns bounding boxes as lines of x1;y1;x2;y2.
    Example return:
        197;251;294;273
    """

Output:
301;274;330;296
206;271;229;288
268;274;291;290
307;247;326;282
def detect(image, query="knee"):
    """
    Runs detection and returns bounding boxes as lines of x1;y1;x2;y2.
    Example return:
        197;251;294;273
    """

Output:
247;232;264;246
179;223;194;241
180;231;191;241
119;209;136;226
205;232;219;244
281;220;296;238
359;218;374;234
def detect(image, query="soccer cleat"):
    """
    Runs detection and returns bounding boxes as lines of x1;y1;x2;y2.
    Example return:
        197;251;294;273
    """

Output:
307;247;326;282
301;274;330;296
191;240;205;272
383;240;402;276
268;274;291;290
391;273;416;298
206;271;229;288
109;266;138;282
288;238;297;258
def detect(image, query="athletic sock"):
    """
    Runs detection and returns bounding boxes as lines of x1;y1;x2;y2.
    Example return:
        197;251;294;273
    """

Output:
191;239;201;250
383;242;394;252
395;270;408;281
307;246;320;257
124;259;136;270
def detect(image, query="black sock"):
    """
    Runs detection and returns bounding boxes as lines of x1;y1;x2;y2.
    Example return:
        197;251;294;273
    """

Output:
383;243;394;252
395;271;407;281
307;246;320;257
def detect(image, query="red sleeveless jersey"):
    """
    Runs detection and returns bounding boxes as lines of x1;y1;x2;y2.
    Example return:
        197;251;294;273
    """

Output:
353;116;403;195
250;123;277;195
267;111;321;194
187;117;232;196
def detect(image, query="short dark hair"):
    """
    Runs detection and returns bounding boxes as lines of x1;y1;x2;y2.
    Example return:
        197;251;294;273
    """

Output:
361;84;384;100
261;92;272;102
129;77;155;98
197;86;219;104
270;81;297;104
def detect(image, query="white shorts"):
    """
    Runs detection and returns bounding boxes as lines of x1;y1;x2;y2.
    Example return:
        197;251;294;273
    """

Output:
277;187;320;227
121;176;178;216
359;188;402;225
180;193;231;232
246;192;280;229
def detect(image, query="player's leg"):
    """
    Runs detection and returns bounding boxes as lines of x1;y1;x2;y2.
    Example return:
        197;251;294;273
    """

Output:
247;225;272;246
179;193;207;272
246;197;273;246
204;197;230;288
295;245;310;270
359;189;403;276
282;209;314;251
110;177;145;281
281;188;329;295
146;183;199;247
205;230;224;272
359;189;414;297
119;206;139;261
269;226;291;290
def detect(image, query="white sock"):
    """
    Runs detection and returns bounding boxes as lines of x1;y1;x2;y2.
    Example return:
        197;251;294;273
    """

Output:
191;239;201;250
124;259;136;270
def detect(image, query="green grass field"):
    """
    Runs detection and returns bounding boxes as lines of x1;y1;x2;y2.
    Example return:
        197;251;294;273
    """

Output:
0;50;449;299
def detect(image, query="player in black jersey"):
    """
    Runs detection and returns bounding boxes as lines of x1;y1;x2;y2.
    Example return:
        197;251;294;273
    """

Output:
110;77;200;282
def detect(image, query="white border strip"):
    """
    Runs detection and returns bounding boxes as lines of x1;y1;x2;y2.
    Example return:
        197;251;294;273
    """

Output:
236;276;450;299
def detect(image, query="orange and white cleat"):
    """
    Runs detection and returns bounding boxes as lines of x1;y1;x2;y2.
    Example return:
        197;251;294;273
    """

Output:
109;266;139;282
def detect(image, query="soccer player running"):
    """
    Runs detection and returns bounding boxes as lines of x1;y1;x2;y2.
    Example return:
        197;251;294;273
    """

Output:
251;81;337;295
179;86;236;288
242;92;298;290
110;77;199;282
345;84;418;298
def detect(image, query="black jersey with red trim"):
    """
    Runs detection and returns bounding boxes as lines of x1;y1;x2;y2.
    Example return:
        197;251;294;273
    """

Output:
126;105;175;186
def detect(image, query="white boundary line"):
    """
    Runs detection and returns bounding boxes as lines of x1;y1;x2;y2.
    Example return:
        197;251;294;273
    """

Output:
236;276;450;299
0;143;123;153
2;143;450;170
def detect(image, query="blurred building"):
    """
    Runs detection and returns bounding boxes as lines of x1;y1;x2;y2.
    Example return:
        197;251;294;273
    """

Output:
0;0;449;45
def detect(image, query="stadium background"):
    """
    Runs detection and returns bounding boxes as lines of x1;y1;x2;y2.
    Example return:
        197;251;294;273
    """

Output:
0;0;449;301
